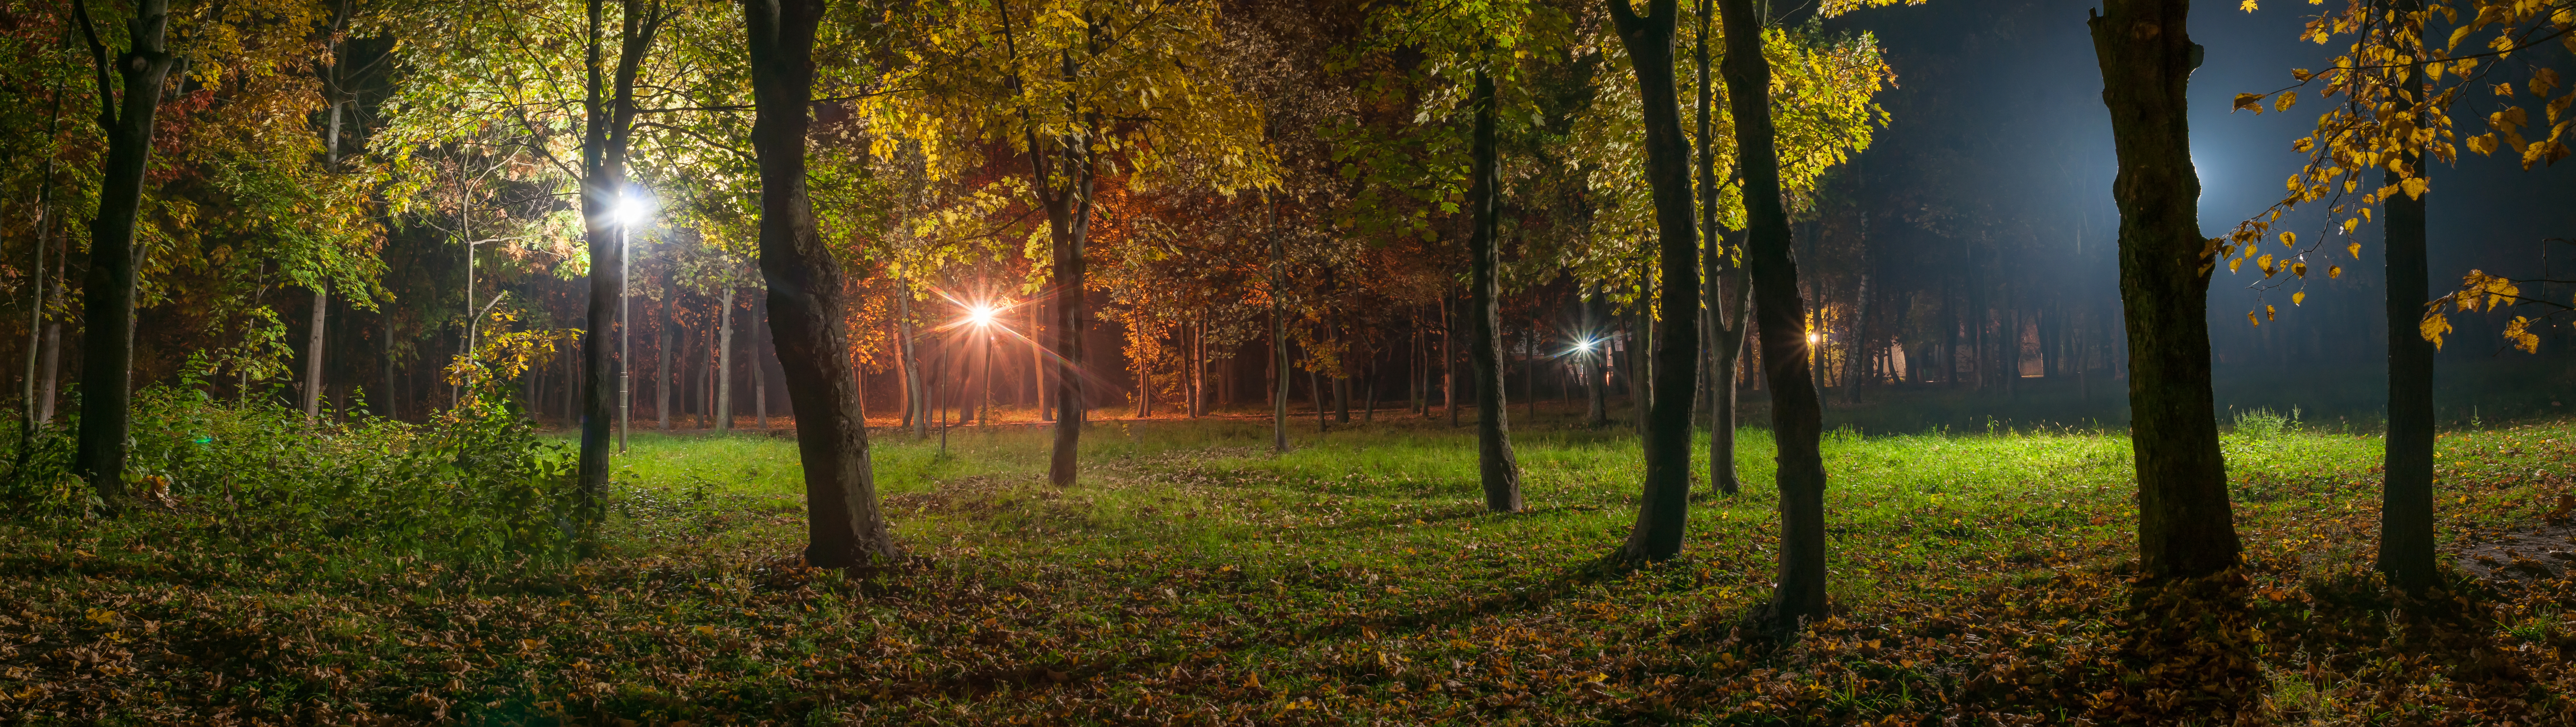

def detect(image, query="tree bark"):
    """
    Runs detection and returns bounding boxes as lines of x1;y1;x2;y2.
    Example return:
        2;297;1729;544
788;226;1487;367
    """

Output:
1714;0;1830;627
72;0;178;503
2088;0;2242;580
745;0;897;564
1609;0;1704;563
1466;69;1524;512
2376;0;2434;591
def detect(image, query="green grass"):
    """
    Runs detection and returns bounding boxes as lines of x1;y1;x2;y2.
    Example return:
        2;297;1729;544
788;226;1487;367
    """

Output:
7;405;2575;724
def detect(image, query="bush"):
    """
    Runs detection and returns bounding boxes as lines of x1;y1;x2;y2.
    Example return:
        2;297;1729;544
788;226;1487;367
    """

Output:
3;385;582;567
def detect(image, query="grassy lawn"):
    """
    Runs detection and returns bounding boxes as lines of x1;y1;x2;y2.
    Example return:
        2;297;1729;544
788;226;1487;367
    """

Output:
4;406;2573;724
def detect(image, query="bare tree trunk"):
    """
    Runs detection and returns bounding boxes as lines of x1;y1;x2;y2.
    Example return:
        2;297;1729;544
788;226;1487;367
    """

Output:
2088;0;2241;580
1609;0;1704;563
72;0;178;505
1466;69;1522;511
745;0;897;564
1716;0;1830;628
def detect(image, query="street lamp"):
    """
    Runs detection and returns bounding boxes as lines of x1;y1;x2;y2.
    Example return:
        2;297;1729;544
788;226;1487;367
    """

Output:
615;192;652;453
964;301;1001;427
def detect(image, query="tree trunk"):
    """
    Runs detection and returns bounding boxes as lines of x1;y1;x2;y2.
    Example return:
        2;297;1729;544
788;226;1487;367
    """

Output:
754;290;769;429
745;0;897;564
1716;0;1830;628
72;0;178;504
1444;297;1459;427
715;282;736;432
1711;265;1751;496
2088;0;2241;580
2376;3;2434;591
1609;0;1704;563
1466;69;1524;512
658;287;674;431
303;288;328;420
577;0;663;545
1270;201;1290;453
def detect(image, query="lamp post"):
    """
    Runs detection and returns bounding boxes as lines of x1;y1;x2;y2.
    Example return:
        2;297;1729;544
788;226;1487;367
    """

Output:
616;193;649;453
967;302;997;428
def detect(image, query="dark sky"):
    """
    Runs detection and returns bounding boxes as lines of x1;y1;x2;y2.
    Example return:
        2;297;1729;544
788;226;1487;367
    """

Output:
1828;0;2576;423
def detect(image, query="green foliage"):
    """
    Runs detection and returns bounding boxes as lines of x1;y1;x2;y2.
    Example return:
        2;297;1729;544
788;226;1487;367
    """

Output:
2229;406;2299;440
3;347;582;567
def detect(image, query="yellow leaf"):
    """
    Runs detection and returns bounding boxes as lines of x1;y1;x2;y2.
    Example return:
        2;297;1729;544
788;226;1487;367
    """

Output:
2504;316;2540;353
2293;262;2308;277
2329;265;2343;279
2420;312;2452;348
2400;177;2428;199
2258;254;2275;273
2274;91;2298;113
2266;304;2278;321
2236;93;2266;114
2292;291;2306;305
2343;217;2361;234
2248;311;2261;327
2280;231;2297;248
2239;0;2257;11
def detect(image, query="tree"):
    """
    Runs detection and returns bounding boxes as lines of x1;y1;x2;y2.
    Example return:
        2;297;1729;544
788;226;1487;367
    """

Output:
879;0;1271;486
743;0;897;565
71;0;179;505
1713;0;1835;628
2229;0;2574;592
575;0;668;545
2089;0;2242;580
1606;0;1703;562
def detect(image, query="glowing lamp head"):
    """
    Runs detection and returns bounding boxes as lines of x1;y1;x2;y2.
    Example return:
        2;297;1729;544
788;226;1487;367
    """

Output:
614;196;651;226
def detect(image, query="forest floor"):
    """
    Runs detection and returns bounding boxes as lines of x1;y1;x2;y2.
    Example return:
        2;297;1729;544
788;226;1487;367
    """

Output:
4;405;2575;725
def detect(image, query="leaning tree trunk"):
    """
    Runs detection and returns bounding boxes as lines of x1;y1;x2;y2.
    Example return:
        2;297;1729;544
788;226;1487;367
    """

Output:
754;290;769;429
745;0;897;564
72;0;178;505
2088;0;2241;580
2376;2;2434;592
1609;0;1704;564
1270;198;1290;453
1466;69;1524;512
1715;0;1831;629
